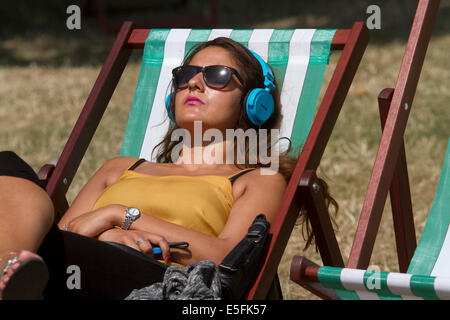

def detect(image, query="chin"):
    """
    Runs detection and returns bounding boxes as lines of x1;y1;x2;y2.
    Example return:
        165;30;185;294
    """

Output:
176;119;200;131
177;119;217;133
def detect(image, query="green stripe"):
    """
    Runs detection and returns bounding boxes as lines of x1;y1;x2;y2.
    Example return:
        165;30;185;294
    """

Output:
230;29;253;47
410;275;439;300
268;29;295;90
408;138;450;275
120;29;170;157
184;29;211;59
309;29;336;65
289;29;336;157
363;270;402;300
318;267;360;300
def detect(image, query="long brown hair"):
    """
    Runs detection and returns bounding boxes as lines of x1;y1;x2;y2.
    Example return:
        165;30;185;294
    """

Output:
153;37;338;250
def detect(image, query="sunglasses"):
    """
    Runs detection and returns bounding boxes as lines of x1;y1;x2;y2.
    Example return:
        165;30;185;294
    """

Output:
172;65;244;90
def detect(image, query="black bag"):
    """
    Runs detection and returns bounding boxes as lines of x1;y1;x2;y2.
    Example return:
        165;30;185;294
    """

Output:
218;214;270;300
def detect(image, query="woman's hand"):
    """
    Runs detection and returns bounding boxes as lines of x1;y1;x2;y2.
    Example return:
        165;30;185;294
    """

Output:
98;228;171;262
62;204;125;238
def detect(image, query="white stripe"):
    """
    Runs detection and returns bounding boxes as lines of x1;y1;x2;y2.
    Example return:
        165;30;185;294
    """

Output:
140;29;191;161
208;29;233;40
433;277;450;300
247;29;274;62
248;29;285;155
340;268;380;300
386;272;422;300
431;224;450;277
279;29;315;140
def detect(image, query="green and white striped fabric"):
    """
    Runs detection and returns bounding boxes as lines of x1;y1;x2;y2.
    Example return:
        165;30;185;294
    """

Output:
318;266;450;300
317;137;450;300
120;28;336;160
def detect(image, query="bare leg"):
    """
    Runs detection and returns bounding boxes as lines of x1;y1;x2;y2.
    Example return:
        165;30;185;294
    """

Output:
0;176;54;298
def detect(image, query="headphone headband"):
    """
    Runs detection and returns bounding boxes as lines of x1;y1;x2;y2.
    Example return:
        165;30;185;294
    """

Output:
248;50;275;92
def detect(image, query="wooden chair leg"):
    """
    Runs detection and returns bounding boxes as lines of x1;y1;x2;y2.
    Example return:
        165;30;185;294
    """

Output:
347;0;439;269
299;170;344;267
378;88;417;272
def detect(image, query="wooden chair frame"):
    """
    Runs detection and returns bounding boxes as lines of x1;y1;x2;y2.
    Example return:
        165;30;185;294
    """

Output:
38;21;369;299
290;0;440;299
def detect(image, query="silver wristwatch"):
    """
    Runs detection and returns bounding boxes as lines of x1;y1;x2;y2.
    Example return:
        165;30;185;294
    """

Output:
121;207;141;230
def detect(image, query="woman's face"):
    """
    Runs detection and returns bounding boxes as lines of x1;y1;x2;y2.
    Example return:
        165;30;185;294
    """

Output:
174;46;244;134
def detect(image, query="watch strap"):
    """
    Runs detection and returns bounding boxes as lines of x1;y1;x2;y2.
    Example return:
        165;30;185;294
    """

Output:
121;215;133;230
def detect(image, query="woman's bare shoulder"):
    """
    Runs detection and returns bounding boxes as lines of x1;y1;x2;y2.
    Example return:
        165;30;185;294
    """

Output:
97;156;142;186
232;167;287;201
248;168;286;188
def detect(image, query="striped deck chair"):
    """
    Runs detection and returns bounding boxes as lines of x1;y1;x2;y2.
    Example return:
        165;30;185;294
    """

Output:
290;0;444;300
122;28;337;161
291;138;450;300
38;22;369;299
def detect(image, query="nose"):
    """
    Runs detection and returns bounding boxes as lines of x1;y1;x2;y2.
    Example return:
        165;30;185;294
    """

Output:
187;71;205;92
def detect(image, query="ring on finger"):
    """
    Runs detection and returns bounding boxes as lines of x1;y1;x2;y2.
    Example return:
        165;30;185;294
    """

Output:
136;237;147;246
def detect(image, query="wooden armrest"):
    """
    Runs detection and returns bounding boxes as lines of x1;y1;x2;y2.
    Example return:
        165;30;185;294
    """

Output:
37;164;55;187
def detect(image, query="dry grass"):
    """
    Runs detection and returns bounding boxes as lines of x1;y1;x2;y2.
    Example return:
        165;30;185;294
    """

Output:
0;1;449;300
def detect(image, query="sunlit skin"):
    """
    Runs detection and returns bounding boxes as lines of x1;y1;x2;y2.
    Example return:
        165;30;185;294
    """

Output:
174;46;244;136
172;46;246;169
58;45;286;266
0;44;287;299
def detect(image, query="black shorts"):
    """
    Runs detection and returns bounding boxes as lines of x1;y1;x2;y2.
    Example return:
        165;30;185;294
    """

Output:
0;151;168;299
0;151;46;189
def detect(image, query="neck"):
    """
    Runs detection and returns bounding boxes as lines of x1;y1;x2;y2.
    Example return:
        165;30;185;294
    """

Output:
174;138;236;170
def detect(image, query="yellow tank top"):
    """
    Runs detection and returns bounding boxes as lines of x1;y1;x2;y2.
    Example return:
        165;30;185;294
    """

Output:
92;160;255;237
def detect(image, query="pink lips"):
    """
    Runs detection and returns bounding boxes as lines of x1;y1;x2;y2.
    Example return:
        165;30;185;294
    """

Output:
184;96;204;105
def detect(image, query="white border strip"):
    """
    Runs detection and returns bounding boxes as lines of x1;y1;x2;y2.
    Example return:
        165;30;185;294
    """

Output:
279;29;315;139
431;224;450;277
140;29;192;161
247;29;274;62
434;276;450;300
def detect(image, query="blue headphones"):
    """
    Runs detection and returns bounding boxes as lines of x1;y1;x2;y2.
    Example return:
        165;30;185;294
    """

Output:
166;50;275;126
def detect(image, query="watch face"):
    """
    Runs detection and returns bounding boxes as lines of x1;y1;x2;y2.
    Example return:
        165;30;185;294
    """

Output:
127;207;140;219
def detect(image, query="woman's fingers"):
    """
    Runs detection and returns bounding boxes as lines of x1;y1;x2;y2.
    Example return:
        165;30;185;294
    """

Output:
135;237;154;255
148;235;170;262
122;237;142;253
97;229;171;262
134;234;170;262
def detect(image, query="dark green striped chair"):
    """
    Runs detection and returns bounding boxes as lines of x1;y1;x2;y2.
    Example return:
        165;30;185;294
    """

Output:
290;1;446;300
293;138;450;300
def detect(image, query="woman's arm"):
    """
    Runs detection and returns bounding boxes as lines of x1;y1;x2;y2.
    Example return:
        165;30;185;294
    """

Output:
96;169;286;266
57;156;137;229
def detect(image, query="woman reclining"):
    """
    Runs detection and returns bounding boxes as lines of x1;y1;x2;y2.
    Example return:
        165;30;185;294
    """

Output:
0;37;335;299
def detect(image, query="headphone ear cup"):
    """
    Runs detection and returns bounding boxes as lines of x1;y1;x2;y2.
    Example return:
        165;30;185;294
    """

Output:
165;92;175;122
245;88;274;126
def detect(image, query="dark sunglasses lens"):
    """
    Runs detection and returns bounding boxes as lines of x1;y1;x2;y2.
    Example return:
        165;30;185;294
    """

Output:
174;66;199;89
204;66;232;89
